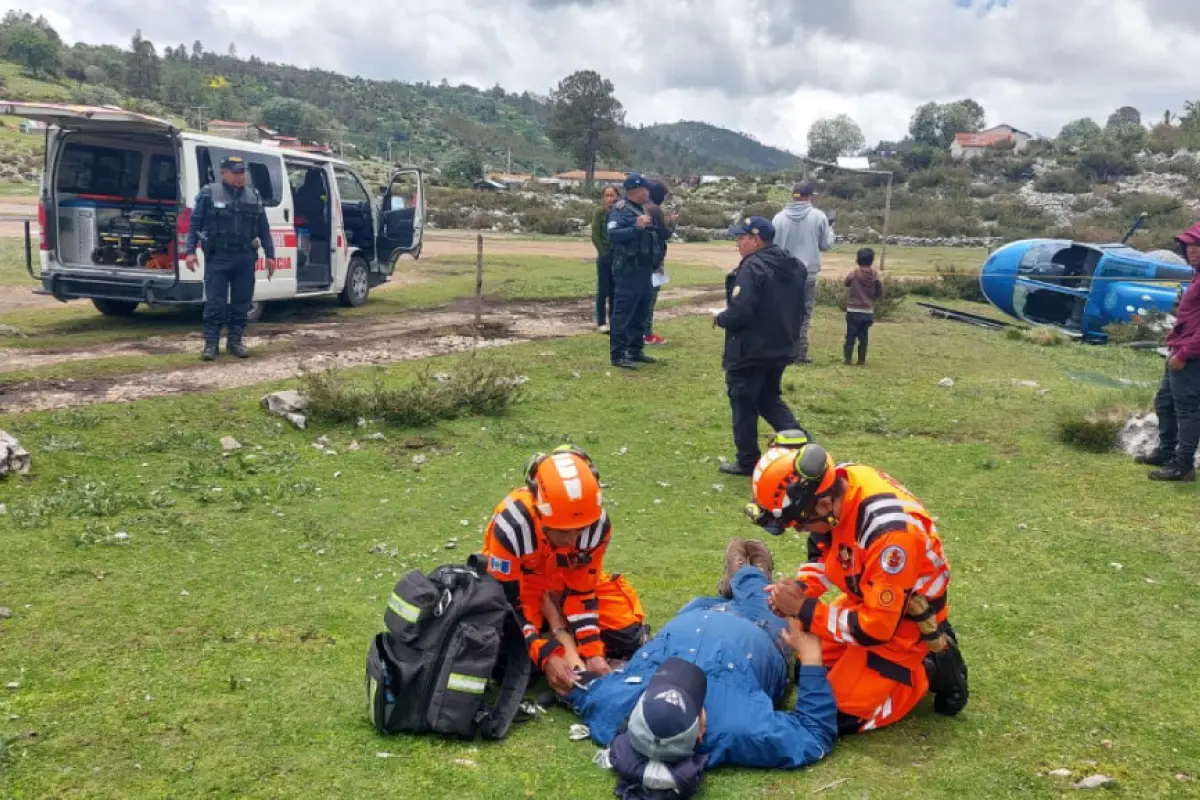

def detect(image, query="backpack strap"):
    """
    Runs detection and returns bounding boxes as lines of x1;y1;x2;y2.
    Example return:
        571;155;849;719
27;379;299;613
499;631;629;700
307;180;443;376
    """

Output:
475;604;532;740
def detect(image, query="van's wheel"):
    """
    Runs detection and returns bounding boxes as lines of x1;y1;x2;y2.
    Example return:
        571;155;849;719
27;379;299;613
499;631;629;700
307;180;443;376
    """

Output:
92;298;139;317
340;255;370;307
245;301;265;323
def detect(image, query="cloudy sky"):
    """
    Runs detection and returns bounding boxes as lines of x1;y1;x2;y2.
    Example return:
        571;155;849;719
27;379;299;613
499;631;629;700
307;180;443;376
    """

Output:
5;0;1200;153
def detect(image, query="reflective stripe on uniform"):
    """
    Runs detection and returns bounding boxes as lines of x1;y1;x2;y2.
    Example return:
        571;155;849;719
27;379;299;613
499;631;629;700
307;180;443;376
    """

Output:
446;673;487;694
387;593;421;623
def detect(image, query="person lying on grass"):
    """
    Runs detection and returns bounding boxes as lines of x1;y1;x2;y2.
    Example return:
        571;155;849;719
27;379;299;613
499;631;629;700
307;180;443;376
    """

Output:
564;539;837;799
480;445;649;694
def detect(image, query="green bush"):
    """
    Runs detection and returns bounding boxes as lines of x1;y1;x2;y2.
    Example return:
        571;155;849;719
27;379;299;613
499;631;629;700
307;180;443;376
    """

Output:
520;207;580;235
300;356;525;428
813;277;906;321
678;203;729;229
1056;406;1129;453
1035;169;1092;194
1103;310;1174;344
740;201;780;220
679;227;713;243
1076;148;1139;183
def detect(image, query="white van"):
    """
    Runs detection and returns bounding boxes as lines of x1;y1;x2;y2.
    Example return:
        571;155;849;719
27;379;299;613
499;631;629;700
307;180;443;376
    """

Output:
2;101;425;319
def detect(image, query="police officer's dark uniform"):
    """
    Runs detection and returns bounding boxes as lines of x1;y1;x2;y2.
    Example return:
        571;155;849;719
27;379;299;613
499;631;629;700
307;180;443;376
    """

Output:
606;173;663;369
714;216;809;475
184;156;275;360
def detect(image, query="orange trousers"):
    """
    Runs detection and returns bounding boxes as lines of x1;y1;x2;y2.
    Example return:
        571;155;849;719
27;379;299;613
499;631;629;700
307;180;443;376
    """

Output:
824;639;929;733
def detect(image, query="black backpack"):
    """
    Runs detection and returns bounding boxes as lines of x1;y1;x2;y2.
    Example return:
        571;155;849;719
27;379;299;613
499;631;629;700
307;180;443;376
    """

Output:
365;554;531;740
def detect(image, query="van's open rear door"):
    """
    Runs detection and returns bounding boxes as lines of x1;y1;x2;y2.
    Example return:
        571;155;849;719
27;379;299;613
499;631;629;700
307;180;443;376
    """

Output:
0;101;177;134
376;168;425;272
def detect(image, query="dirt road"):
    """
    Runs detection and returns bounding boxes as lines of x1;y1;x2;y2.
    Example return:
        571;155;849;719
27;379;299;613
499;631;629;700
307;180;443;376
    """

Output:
1;225;737;314
0;287;725;413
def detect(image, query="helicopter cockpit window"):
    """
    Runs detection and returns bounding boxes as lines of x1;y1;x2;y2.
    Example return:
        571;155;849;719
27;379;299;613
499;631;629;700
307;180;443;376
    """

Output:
1018;243;1066;276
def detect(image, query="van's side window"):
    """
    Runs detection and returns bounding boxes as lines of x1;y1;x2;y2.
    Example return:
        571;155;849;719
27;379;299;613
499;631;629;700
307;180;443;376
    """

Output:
195;147;284;207
146;154;178;201
57;143;143;198
335;169;370;205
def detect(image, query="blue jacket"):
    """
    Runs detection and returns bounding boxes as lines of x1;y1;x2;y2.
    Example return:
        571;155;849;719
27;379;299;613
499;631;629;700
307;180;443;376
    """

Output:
569;567;837;770
607;199;660;273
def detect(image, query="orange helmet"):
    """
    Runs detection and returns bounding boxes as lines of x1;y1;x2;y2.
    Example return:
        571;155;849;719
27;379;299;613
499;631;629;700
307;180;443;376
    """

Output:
748;437;836;534
525;446;603;529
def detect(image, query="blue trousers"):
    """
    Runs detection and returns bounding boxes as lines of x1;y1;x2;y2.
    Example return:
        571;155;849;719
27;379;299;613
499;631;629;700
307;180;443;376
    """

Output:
609;266;651;362
203;253;257;342
596;251;614;326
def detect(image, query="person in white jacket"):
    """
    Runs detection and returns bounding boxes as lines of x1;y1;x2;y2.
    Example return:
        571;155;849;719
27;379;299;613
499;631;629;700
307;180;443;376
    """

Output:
772;181;835;364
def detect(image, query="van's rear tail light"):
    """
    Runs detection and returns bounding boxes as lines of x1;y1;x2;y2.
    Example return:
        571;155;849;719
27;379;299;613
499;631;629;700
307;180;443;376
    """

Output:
175;207;192;257
37;200;48;251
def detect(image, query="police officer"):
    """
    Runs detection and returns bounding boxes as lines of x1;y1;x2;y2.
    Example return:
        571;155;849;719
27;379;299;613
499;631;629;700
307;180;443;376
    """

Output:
606;173;662;369
713;217;808;475
184;155;275;361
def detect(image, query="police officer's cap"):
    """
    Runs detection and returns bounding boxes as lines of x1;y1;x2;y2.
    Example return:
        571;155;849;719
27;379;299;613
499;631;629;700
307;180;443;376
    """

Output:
220;155;247;172
623;172;650;191
728;216;775;242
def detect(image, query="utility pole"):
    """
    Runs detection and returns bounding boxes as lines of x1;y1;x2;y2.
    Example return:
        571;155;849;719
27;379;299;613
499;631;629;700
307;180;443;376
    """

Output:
507;148;512;174
188;105;207;131
387;139;393;165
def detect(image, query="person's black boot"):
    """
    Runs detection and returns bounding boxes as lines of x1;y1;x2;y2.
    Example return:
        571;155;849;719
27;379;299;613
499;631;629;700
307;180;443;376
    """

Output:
718;461;754;476
632;352;657;364
924;625;969;716
1148;465;1196;482
227;337;250;359
612;357;638;370
201;341;219;361
1135;449;1172;466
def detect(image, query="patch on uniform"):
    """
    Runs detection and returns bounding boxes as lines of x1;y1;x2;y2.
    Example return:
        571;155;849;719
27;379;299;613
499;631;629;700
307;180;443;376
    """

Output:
489;555;512;576
880;545;906;575
837;544;853;572
878;588;895;607
732;285;742;297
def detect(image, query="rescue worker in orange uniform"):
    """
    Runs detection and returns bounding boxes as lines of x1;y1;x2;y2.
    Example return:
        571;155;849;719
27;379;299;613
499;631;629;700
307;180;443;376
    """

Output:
482;445;648;696
744;433;969;735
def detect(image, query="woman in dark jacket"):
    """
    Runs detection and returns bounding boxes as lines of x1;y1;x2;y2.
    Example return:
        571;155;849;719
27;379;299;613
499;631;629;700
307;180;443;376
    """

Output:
592;185;620;331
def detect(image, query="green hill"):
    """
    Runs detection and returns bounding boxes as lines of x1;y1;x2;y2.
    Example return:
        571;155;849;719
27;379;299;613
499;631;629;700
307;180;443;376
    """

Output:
0;27;801;179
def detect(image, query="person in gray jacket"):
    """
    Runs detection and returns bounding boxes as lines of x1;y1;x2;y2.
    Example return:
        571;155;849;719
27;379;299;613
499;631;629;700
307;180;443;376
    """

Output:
772;181;834;364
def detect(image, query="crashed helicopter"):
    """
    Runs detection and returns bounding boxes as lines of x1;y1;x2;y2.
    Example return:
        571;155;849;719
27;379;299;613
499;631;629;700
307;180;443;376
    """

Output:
977;214;1194;343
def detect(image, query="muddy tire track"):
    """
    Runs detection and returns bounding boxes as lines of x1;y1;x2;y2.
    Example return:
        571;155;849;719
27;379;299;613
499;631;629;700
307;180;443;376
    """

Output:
0;288;725;413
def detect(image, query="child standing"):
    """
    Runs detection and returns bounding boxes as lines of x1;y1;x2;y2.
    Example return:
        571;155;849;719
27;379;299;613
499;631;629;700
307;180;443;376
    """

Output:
842;247;884;365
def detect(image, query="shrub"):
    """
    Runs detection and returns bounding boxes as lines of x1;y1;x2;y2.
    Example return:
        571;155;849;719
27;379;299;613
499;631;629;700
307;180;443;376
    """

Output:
1103;310;1175;345
813;277;906;321
1056;406;1130;453
520;207;579;235
300;356;525;428
1076;148;1139;183
935;263;986;303
679;227;713;243
1026;326;1069;347
1035;169;1092;194
740;201;780;220
677;203;729;229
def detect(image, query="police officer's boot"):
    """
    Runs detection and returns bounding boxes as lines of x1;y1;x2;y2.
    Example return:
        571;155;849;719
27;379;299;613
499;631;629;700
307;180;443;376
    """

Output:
201;341;219;361
227;336;250;359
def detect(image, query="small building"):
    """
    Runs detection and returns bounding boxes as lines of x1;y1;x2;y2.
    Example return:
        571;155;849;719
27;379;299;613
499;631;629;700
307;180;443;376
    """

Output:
554;169;629;188
487;172;533;188
699;174;736;185
20;119;46;134
950;124;1032;159
836;156;872;171
205;119;259;140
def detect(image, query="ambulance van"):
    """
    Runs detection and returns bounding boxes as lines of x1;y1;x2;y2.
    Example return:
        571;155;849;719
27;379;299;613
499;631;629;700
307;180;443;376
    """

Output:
2;101;425;320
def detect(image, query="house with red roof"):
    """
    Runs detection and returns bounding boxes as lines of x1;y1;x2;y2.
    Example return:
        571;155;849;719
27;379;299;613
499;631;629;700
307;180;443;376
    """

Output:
950;124;1032;159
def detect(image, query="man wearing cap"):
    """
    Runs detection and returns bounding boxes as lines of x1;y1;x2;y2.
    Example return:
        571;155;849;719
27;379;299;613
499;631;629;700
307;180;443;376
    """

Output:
607;173;662;369
643;179;674;346
773;182;835;364
185;155;276;361
567;540;837;798
1136;221;1200;481
714;216;809;476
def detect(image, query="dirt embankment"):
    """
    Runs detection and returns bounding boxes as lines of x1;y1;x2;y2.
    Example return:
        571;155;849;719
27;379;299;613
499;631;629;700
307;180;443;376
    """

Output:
0;288;726;413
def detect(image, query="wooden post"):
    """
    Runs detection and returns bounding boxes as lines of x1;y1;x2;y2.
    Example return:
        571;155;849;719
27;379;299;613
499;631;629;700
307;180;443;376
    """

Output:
879;172;894;271
475;234;484;328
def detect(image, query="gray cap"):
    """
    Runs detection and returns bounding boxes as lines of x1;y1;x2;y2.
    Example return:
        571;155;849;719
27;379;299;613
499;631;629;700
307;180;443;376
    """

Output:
625;658;707;763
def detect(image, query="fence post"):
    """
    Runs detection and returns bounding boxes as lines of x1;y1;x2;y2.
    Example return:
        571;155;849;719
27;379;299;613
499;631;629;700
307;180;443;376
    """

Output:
880;172;894;271
475;234;484;328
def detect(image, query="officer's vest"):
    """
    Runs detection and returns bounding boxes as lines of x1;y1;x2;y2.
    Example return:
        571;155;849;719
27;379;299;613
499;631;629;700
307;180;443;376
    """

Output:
203;182;264;255
611;200;660;270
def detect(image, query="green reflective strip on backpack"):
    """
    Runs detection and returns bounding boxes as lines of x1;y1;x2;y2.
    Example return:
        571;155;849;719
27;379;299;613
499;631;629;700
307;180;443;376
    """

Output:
387;592;421;623
447;673;487;694
367;675;379;726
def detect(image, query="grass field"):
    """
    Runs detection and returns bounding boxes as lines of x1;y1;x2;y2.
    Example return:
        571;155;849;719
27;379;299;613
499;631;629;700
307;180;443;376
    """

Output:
1;295;1196;798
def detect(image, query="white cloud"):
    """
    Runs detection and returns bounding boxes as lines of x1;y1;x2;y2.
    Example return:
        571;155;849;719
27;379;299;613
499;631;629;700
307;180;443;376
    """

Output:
6;0;1200;152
